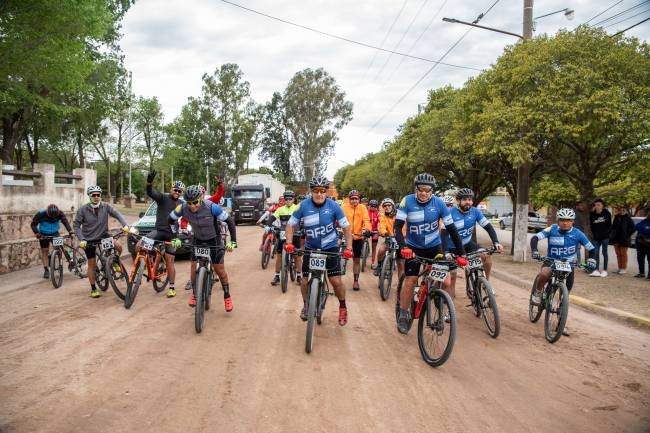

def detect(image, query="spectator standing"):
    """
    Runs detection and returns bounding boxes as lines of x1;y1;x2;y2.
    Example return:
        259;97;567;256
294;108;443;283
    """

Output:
589;198;612;277
634;209;650;279
610;206;636;274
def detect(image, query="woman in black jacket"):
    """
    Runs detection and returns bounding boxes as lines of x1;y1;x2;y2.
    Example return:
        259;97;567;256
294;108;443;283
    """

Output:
610;206;636;274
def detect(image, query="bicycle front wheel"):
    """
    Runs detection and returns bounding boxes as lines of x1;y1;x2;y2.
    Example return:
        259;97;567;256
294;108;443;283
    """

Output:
465;270;480;317
261;238;271;269
280;250;289;293
544;282;569;343
477;276;500;338
95;257;109;292
107;255;128;300
417;288;456;368
152;256;168;292
195;267;207;333
49;249;64;289
379;255;393;301
125;259;144;309
305;278;319;354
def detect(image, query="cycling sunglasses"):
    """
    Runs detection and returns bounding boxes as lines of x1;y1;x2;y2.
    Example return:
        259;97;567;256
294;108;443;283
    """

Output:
311;188;327;194
90;193;101;198
172;188;183;194
187;199;202;205
416;185;434;193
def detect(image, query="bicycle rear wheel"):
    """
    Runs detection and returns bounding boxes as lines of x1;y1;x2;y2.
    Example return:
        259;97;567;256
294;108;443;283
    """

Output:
49;249;64;289
152;256;168;292
280;250;289;293
72;247;88;278
361;240;369;272
417;288;456;367
379;255;393;301
289;255;296;282
477;276;500;338
305;278;319;353
528;276;544;323
107;255;128;300
465;270;480;317
204;270;213;311
125;259;144;309
195;267;207;333
95;256;109;292
544;282;569;343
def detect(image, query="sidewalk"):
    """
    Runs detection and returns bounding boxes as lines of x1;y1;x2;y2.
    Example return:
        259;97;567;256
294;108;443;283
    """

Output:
490;253;650;328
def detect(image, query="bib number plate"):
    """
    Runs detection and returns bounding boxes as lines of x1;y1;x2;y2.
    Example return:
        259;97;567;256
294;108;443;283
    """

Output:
554;260;572;272
141;237;154;251
194;247;211;260
280;230;286;241
309;253;327;271
101;237;114;250
468;257;483;270
52;237;64;247
429;264;449;282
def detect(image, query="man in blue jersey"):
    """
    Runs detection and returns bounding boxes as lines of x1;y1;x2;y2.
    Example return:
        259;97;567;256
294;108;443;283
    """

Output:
445;188;503;298
285;176;354;326
530;208;597;336
393;173;468;334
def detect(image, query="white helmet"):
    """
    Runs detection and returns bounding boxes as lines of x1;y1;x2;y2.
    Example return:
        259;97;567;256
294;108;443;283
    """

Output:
443;195;455;204
557;208;575;220
87;185;102;195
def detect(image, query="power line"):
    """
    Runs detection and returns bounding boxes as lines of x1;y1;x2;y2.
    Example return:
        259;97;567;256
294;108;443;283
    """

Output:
387;0;449;81
610;16;650;35
218;0;482;72
362;0;410;81
583;0;624;24
368;1;501;132
374;0;431;81
604;7;650;28
592;0;649;27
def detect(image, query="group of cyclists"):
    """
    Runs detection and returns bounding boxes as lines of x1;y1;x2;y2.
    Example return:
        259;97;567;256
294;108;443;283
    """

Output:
31;169;598;341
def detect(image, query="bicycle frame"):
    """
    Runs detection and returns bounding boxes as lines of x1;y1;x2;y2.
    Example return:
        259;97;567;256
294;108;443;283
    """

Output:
129;241;166;285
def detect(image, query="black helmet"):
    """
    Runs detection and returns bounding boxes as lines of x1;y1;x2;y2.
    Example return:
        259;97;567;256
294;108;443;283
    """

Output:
348;190;360;198
297;194;305;201
456;188;474;199
184;185;202;201
413;173;436;188
309;176;330;189
368;199;378;208
283;190;296;200
46;204;59;218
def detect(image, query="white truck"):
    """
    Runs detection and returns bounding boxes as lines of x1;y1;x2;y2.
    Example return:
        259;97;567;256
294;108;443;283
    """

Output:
236;173;285;203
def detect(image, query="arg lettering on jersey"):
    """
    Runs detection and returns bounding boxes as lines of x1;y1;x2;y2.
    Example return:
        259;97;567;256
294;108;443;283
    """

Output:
305;222;335;238
549;246;576;257
409;221;439;235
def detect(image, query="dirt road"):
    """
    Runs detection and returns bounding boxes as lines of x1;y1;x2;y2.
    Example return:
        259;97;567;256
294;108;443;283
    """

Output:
1;226;649;433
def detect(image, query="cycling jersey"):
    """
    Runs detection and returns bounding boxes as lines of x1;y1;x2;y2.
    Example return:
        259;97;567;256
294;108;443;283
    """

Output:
379;213;396;236
169;201;229;242
272;204;299;228
31;209;73;236
288;198;349;250
395;194;454;249
74;203;128;241
368;208;379;231
147;183;183;234
445;207;498;249
533;225;594;263
341;202;371;240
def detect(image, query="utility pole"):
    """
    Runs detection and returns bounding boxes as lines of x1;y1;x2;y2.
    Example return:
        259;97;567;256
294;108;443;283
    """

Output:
512;0;534;262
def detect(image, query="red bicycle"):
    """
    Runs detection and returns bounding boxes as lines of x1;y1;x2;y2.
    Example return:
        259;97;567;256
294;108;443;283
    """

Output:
260;226;279;269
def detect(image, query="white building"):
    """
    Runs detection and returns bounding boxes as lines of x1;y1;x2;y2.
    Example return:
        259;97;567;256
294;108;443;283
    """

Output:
236;173;285;202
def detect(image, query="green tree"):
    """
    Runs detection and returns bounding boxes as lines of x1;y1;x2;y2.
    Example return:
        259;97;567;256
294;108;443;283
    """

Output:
283;68;353;180
258;92;292;181
134;96;165;171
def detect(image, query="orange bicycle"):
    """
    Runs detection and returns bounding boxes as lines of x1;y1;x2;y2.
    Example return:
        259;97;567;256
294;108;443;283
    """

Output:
124;234;171;309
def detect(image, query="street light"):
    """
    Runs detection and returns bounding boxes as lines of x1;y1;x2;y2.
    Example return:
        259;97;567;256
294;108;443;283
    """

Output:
533;7;574;31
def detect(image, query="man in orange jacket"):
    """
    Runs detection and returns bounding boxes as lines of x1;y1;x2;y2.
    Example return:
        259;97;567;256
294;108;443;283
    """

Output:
341;190;371;290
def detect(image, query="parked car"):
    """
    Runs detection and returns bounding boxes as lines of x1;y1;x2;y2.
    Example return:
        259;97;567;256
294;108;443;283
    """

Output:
499;211;547;232
127;202;193;258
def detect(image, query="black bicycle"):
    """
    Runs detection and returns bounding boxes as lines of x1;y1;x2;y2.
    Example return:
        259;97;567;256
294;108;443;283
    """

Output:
42;235;87;288
378;235;400;301
87;233;129;299
529;256;582;343
395;254;457;367
192;243;225;334
360;231;377;272
464;247;500;338
280;234;297;294
337;229;348;276
292;249;346;354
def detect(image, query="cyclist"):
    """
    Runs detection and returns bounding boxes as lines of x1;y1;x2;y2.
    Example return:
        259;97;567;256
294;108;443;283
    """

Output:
374;198;404;279
270;190;301;285
73;186;130;298
284;176;354;325
257;197;284;250
143;170;185;298
368;199;380;271
31;204;74;279
442;195;455;209
169;185;237;311
530;208;597;336
444;188;503;299
342;190;371;290
394;173;467;334
361;197;369;206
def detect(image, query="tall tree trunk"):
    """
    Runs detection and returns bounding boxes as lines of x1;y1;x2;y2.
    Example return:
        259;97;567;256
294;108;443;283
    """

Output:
76;129;85;168
115;127;123;200
2;108;31;165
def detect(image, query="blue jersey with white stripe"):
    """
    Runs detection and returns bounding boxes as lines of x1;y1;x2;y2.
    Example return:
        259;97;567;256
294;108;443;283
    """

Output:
535;225;594;263
446;207;489;248
288;198;349;250
397;194;453;249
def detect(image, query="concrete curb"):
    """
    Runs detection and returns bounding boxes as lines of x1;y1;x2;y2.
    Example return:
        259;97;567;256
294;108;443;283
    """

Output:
491;269;650;329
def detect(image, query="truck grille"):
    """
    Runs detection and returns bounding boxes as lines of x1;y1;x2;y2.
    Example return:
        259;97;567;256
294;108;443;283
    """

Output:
239;206;255;211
